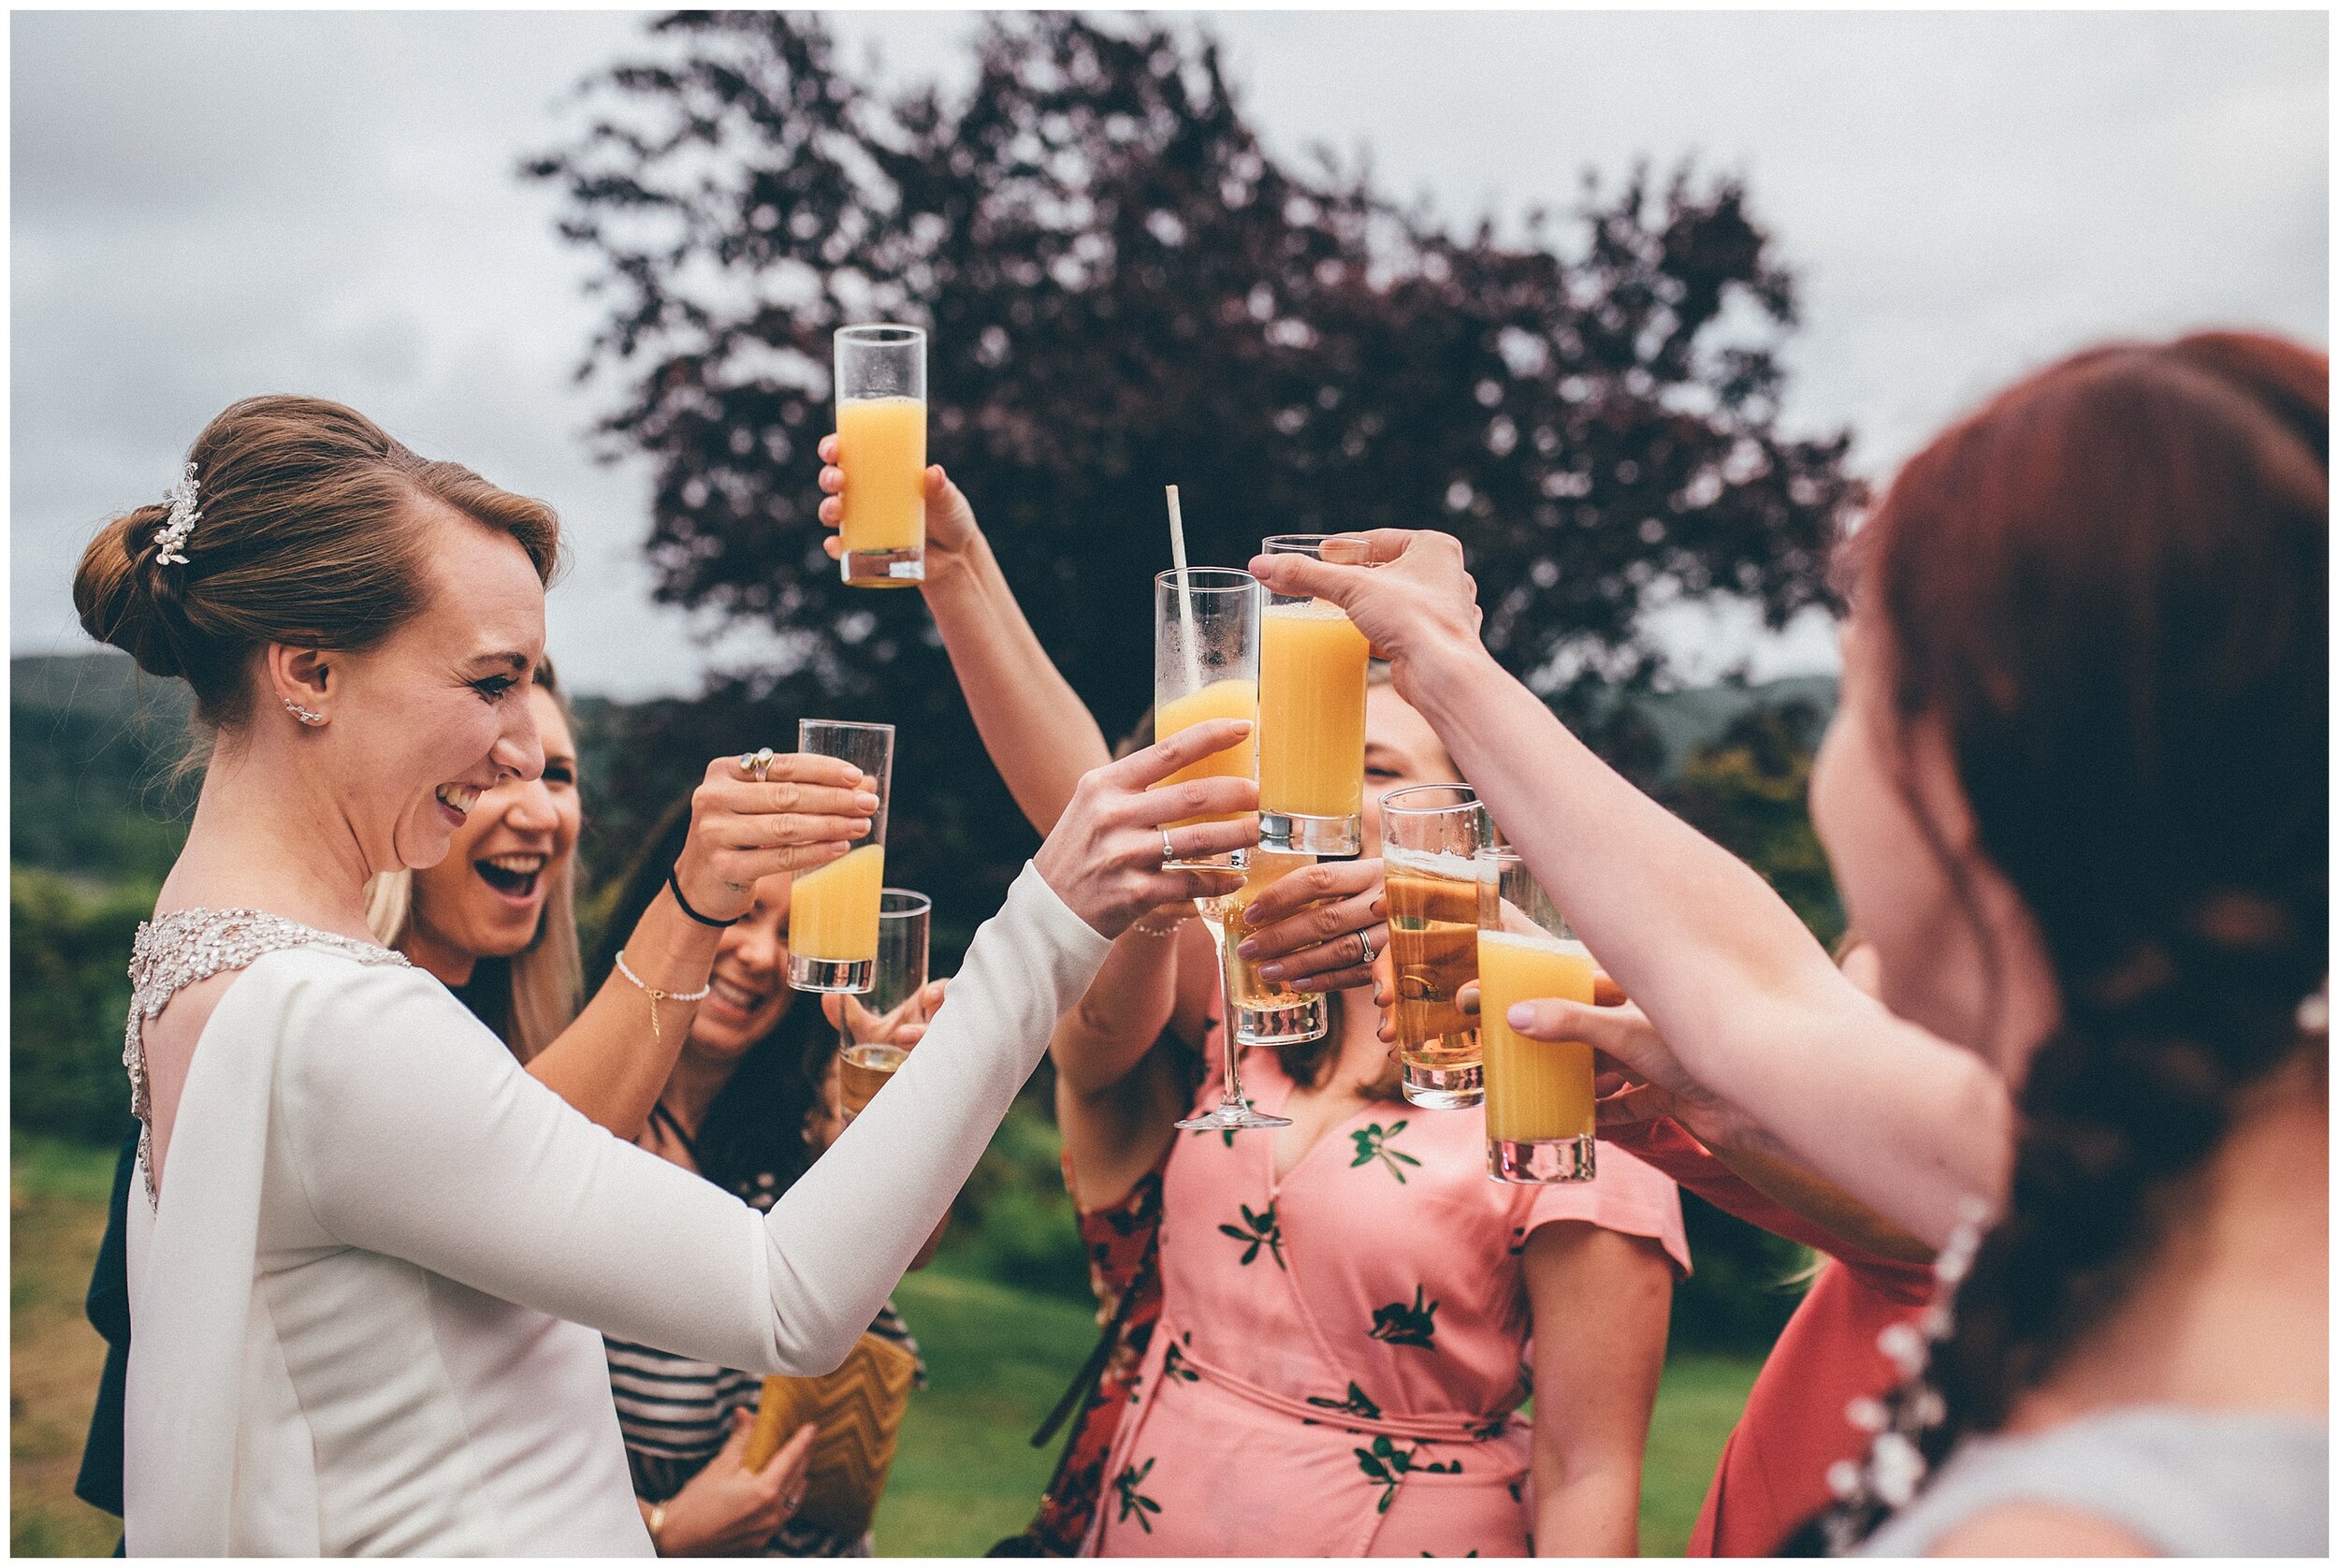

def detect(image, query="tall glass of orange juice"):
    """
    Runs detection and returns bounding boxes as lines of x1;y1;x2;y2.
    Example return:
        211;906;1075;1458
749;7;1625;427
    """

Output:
1257;535;1369;857
1154;566;1259;868
788;719;894;993
835;325;926;588
1476;847;1597;1183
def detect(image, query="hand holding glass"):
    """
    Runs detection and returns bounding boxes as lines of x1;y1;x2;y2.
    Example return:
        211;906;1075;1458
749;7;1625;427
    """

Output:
789;720;894;993
836;889;932;1122
1477;847;1597;1183
1153;567;1260;869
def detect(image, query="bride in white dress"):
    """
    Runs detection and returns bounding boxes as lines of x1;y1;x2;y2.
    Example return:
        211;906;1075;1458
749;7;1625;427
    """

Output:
73;395;1257;1556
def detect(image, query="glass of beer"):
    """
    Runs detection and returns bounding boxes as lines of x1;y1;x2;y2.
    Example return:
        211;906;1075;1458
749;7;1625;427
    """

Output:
835;325;927;588
1154;567;1259;870
1383;784;1490;1108
787;719;893;993
1214;849;1329;1047
836;888;932;1123
1476;847;1597;1183
1257;535;1370;857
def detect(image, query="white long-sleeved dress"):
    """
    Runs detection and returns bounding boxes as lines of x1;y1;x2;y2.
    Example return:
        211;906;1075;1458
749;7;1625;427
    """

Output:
123;864;1108;1556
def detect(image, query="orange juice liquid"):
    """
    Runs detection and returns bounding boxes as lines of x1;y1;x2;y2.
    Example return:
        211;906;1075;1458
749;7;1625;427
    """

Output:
1477;931;1597;1142
837;397;926;559
1213;849;1316;1012
789;843;886;962
1155;676;1258;827
1258;602;1369;820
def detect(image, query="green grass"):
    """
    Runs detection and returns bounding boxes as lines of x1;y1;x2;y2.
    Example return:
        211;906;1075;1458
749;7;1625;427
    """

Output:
10;1136;1758;1557
11;1134;123;1558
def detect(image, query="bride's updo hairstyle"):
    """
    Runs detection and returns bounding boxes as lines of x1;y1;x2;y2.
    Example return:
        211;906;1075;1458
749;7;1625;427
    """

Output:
74;395;562;733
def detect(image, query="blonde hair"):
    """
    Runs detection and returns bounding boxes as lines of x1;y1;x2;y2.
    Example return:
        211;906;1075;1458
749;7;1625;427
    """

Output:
365;657;584;1061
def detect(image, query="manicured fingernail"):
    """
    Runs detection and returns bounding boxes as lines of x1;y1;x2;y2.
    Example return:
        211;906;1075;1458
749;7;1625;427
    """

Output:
1258;963;1285;980
855;792;880;810
849;820;869;836
1236;938;1261;958
1507;1002;1536;1027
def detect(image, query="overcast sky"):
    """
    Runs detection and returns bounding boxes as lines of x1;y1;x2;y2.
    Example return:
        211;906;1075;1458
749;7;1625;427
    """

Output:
13;8;2327;700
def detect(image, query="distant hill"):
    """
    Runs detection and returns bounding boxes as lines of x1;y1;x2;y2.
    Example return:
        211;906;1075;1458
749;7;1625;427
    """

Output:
11;650;1837;885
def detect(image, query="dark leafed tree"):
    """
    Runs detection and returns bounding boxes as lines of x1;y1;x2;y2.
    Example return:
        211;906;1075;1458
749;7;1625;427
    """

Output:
527;11;1863;932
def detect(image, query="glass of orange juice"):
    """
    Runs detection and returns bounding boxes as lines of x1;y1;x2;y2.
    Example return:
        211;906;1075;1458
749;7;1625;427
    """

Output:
835;325;926;588
788;719;893;993
1154;566;1259;870
836;889;932;1122
1257;535;1370;857
1476;846;1597;1183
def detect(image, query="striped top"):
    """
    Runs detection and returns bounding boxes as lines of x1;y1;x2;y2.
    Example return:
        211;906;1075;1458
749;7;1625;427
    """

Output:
605;1138;926;1558
605;1303;924;1558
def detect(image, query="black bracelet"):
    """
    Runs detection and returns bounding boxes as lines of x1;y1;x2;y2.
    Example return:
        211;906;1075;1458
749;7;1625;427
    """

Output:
667;865;741;928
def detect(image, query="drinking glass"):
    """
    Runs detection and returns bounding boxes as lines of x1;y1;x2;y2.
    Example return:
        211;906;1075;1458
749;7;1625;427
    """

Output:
1216;849;1329;1047
1176;878;1295;1133
1476;847;1597;1183
1383;783;1490;1108
1153;567;1259;871
835;325;927;588
787;719;894;993
1257;535;1370;857
836;889;932;1123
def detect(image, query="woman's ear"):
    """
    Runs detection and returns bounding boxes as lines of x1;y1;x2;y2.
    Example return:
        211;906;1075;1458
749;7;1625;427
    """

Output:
267;644;334;726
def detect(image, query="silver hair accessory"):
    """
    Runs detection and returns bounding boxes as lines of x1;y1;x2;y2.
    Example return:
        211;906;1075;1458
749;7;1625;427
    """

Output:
283;698;327;727
153;461;202;566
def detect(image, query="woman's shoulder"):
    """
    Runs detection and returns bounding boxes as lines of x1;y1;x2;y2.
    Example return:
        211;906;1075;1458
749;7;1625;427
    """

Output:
1861;1405;2329;1558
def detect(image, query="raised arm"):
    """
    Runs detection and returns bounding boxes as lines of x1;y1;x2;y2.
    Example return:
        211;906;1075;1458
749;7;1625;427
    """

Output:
1253;532;2010;1245
525;753;877;1139
283;723;1257;1373
1051;913;1214;1209
817;441;1109;835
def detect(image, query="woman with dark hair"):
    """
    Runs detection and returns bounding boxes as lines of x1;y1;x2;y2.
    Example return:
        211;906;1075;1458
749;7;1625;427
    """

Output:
1259;330;2328;1554
588;796;948;1557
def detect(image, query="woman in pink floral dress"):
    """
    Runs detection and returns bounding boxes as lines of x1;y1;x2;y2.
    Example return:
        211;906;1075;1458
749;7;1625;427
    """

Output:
1053;680;1690;1556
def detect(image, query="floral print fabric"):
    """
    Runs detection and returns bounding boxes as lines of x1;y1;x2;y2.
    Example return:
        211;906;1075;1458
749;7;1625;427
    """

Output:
1088;1029;1691;1557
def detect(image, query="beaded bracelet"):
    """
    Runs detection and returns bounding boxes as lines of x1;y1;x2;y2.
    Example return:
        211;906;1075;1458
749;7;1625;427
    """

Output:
614;950;713;1053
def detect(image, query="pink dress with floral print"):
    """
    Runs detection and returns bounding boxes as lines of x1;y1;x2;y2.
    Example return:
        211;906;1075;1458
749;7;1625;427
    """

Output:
1086;1026;1690;1557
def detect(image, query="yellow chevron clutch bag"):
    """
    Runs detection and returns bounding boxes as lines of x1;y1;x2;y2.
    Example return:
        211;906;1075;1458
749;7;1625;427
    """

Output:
743;1331;920;1541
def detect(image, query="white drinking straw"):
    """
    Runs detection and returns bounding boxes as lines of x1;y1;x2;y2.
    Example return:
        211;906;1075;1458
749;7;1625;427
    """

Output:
1166;485;1203;693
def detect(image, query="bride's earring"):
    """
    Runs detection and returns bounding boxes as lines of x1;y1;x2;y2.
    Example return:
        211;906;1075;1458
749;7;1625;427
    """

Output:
283;698;327;727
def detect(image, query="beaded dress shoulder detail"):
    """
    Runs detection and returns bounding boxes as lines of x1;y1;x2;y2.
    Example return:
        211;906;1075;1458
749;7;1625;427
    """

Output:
125;907;410;1207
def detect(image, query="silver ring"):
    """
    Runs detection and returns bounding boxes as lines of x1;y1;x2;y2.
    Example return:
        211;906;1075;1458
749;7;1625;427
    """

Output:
1160;828;1178;868
738;747;777;782
1357;927;1377;965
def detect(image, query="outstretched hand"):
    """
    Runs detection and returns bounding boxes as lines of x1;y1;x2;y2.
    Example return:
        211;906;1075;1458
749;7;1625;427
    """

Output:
1503;992;1764;1154
821;978;951;1050
1246;530;1485;686
1235;857;1387;995
671;754;879;924
817;434;981;573
1031;719;1259;937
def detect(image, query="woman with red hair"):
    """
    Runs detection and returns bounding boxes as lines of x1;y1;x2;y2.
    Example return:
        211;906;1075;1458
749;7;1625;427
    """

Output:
1260;332;2327;1554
